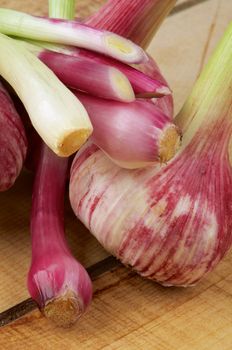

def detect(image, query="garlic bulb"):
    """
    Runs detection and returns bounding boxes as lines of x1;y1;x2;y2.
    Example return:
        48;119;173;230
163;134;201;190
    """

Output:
70;22;232;286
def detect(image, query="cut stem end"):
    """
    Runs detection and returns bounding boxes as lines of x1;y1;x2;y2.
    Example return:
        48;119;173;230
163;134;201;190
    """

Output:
159;125;182;163
57;128;92;157
43;290;83;328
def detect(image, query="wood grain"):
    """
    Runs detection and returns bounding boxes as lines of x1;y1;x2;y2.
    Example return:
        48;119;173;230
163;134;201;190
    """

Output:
0;0;232;349
0;251;232;350
148;0;232;113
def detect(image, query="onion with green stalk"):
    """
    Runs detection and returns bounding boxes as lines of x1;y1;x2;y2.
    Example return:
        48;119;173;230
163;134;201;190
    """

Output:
0;32;93;157
27;0;92;328
0;8;147;64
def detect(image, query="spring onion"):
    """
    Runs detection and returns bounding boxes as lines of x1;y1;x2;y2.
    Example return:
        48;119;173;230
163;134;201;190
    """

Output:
0;8;147;64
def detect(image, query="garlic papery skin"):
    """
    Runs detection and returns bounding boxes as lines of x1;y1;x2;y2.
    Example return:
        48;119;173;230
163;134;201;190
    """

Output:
70;23;232;286
0;82;27;191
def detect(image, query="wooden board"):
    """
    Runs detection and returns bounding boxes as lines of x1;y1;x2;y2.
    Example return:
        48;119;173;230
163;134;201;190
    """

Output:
0;0;232;349
1;254;232;350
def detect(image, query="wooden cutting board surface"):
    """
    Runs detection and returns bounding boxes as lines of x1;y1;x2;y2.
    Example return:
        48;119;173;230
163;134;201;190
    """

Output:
0;0;232;349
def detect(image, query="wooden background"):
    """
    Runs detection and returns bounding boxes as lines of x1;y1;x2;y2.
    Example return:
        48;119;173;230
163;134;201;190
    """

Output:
0;0;232;349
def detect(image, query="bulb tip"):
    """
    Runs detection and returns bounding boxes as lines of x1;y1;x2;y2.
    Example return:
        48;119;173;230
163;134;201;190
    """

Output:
110;68;135;102
43;290;84;328
156;86;172;96
105;34;147;64
159;124;182;163
136;85;171;99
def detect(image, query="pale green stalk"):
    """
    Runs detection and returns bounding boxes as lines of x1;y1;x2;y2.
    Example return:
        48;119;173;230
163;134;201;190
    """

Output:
0;33;92;156
0;8;147;64
49;0;76;19
176;21;232;149
12;36;70;54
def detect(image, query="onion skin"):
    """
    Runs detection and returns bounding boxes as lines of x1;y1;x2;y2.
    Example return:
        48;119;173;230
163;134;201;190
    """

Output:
37;46;170;99
16;37;172;100
0;82;27;191
76;48;172;100
74;92;180;169
38;49;135;102
138;57;174;118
